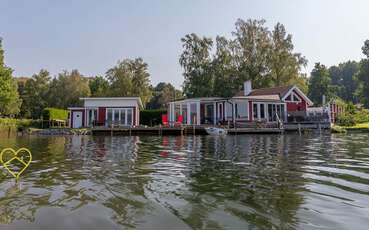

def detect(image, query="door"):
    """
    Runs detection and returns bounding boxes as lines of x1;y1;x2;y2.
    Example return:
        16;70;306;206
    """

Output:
73;112;83;128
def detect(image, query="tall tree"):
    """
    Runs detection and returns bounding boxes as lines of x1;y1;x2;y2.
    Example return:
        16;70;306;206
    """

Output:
147;82;182;109
329;61;359;103
0;39;21;116
357;40;369;107
212;36;238;97
269;23;307;87
48;70;90;108
89;76;109;97
22;69;51;118
179;33;213;97
232;19;272;89
106;58;152;105
308;63;335;106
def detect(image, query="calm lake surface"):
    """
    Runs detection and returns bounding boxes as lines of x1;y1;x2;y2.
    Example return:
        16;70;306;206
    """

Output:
0;133;369;229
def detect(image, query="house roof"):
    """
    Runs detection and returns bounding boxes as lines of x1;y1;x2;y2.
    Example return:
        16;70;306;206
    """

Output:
235;85;293;97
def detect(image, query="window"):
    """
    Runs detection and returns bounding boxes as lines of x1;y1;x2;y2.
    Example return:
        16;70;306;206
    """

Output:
114;109;120;122
107;109;113;122
253;103;258;119
120;109;126;124
260;104;265;119
236;102;247;119
127;109;133;125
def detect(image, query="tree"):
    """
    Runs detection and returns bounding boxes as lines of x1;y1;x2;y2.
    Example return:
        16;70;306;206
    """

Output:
106;58;152;106
48;70;90;108
357;40;369;107
212;36;238;97
0;39;21;116
329;61;359;103
269;23;307;87
89;76;109;97
232;19;272;89
22;69;51;118
179;33;213;97
308;63;336;106
147;82;182;109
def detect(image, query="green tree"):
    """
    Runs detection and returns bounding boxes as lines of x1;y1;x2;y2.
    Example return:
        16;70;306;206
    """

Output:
269;23;307;87
0;39;21;116
106;58;152;106
308;63;336;106
329;61;359;103
48;70;90;108
22;69;51;118
357;40;369;107
232;19;272;89
212;36;238;97
179;33;213;97
89;76;109;97
147;82;182;109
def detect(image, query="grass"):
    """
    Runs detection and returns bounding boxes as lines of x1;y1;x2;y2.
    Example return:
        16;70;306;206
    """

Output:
334;122;369;133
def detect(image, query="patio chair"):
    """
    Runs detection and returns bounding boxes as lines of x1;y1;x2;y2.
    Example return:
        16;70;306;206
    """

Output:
162;114;169;126
175;115;183;126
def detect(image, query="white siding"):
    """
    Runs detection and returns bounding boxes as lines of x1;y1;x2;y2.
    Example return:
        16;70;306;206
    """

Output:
84;99;138;108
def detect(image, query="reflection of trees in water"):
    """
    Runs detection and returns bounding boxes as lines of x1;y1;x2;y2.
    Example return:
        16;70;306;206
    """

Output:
146;134;310;229
0;135;153;227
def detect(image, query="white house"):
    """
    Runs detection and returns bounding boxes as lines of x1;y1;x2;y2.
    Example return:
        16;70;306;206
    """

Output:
68;97;143;128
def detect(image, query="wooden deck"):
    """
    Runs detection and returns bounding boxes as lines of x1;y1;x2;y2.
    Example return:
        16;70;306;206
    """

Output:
227;128;283;134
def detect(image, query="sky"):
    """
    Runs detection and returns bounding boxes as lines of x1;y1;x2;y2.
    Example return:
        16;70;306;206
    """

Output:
1;0;369;88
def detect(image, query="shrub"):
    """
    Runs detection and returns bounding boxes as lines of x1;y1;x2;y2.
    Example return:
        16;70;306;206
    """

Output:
42;108;68;121
353;109;369;124
336;113;355;126
140;109;167;126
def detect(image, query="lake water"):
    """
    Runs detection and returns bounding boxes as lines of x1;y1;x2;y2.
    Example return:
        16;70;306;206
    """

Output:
0;133;369;229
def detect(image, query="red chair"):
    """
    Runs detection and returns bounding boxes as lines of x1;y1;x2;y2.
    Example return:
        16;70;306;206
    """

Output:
175;115;183;126
162;114;169;126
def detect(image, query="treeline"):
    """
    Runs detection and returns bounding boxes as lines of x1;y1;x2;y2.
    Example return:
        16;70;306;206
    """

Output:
0;39;181;119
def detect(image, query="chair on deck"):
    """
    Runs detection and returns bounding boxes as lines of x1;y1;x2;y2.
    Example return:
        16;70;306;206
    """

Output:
162;114;169;126
175;115;183;126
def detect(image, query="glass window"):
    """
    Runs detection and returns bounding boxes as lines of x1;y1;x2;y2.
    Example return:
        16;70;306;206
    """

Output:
293;94;300;101
127;109;133;125
286;95;292;101
253;103;258;119
236;102;247;118
260;104;265;119
120;109;126;125
107;109;113;122
268;104;273;122
114;109;119;122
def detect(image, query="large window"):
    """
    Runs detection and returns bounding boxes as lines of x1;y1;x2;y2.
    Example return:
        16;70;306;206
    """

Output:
87;109;97;126
236;101;248;119
267;104;285;122
106;108;133;126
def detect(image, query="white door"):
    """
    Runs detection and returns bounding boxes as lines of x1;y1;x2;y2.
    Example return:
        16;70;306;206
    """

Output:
73;112;83;128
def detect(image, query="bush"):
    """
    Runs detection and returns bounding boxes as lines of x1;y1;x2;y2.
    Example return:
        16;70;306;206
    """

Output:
353;109;369;124
42;108;68;121
336;113;355;126
140;109;167;126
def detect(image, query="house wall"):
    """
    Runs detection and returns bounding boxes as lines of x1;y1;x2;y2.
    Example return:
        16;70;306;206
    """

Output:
286;89;308;112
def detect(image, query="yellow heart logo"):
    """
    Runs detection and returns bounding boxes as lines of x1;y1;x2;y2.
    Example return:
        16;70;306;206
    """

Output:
0;148;32;180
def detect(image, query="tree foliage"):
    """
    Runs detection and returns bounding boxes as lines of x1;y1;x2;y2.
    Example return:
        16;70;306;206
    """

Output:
47;70;91;108
308;63;336;106
21;69;51;118
106;58;152;105
179;19;307;98
147;82;182;109
0;39;21;116
89;76;109;97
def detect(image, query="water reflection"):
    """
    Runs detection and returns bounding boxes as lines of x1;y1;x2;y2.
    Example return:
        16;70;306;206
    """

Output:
0;133;369;229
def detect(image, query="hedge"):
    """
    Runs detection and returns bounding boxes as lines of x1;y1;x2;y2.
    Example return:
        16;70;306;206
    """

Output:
42;108;69;121
140;109;167;126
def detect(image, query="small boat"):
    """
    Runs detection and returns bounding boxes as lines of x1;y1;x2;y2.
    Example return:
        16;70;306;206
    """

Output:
205;127;228;135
